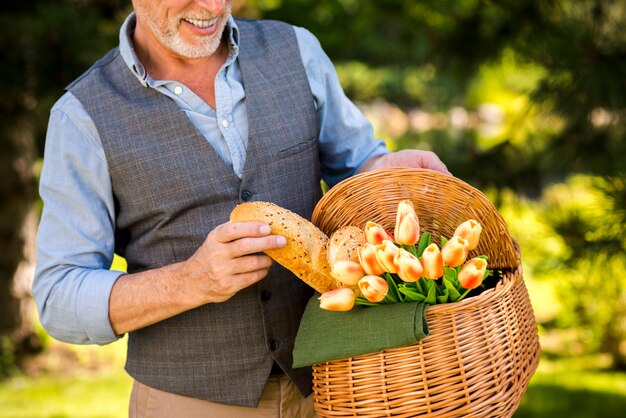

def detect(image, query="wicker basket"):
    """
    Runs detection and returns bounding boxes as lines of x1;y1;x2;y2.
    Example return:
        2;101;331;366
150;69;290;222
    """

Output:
310;167;540;417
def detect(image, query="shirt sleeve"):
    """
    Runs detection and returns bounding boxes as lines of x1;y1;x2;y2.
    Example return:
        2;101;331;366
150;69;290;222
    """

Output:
33;92;124;345
294;26;389;188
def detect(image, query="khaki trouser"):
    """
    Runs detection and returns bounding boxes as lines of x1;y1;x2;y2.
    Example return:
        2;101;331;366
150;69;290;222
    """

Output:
129;376;317;418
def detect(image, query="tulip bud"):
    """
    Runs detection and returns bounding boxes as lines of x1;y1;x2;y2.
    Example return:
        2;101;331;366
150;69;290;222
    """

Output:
420;243;444;279
394;200;420;245
319;287;356;311
454;220;482;250
357;243;385;276
358;275;389;303
375;240;400;274
441;236;470;267
364;221;394;245
396;249;423;282
330;261;365;287
458;258;488;290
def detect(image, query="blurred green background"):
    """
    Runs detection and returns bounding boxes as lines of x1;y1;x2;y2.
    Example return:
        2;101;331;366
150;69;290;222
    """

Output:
1;0;625;416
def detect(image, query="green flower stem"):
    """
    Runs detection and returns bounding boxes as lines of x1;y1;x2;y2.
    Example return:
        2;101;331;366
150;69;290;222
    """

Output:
414;278;425;294
383;273;400;303
456;288;471;302
402;244;418;257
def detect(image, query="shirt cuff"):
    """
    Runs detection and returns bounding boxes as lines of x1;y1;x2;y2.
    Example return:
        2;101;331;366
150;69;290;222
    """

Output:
357;145;389;173
76;270;125;345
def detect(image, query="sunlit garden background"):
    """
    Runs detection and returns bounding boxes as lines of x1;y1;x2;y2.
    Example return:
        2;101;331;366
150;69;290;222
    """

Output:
1;0;625;416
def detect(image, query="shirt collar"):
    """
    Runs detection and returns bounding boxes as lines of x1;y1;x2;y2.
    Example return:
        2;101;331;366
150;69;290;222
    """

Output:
118;12;241;88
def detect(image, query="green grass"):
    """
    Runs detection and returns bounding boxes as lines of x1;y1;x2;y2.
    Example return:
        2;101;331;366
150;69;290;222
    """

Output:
0;337;131;418
0;370;132;418
513;359;626;418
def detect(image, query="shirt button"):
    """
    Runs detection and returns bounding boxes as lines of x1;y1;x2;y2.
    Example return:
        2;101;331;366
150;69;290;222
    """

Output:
269;340;279;351
222;119;230;128
240;190;252;201
260;290;272;302
174;86;183;95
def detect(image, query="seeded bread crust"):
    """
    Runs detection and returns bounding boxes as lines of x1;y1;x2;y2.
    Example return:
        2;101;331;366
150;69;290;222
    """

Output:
230;201;336;293
327;226;366;266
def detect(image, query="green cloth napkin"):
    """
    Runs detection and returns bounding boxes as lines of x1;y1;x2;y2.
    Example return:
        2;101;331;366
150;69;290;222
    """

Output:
292;297;429;367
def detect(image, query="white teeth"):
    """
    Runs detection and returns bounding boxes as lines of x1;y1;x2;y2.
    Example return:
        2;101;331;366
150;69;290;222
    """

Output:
185;18;217;28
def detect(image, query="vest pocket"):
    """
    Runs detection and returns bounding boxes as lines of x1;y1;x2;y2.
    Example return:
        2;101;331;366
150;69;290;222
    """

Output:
278;137;317;159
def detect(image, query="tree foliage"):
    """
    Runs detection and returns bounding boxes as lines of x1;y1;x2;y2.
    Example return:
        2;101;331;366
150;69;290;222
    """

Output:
0;0;129;376
247;0;626;192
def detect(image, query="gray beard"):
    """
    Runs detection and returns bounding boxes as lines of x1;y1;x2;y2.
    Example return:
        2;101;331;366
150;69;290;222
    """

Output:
166;13;230;58
140;6;232;59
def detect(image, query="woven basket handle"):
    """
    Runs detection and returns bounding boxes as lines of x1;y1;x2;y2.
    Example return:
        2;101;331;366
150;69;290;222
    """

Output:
312;167;520;269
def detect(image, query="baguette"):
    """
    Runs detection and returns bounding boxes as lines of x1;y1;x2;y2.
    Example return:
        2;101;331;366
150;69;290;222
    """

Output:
229;201;336;293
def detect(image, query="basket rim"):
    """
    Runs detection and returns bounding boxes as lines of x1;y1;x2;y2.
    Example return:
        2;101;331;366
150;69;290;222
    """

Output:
313;167;520;269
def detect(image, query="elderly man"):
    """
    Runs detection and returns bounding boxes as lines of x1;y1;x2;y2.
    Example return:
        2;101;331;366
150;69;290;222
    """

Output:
33;1;448;416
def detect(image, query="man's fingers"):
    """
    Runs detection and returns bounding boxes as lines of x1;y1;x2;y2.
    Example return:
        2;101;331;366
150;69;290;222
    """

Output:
231;235;286;257
422;153;451;175
213;221;271;243
233;268;271;288
235;254;274;274
208;222;287;257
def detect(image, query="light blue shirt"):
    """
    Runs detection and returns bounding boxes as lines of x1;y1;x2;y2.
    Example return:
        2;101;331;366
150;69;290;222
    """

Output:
34;13;388;345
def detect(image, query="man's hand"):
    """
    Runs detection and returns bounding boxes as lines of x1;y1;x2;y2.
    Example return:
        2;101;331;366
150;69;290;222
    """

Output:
358;149;451;175
109;221;285;335
186;221;286;303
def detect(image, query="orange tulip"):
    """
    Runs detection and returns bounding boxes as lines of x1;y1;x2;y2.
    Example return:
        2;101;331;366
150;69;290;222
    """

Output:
319;287;356;311
364;221;394;245
330;261;365;287
454;219;482;250
394;200;420;245
458;258;488;290
396;249;423;282
375;240;400;273
441;236;469;267
357;243;385;276
420;243;444;279
358;275;389;303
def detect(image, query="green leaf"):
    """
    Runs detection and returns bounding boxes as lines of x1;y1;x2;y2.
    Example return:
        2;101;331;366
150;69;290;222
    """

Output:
383;273;403;303
416;232;431;258
443;278;461;302
443;266;457;282
406;278;423;294
398;286;427;302
457;288;471;302
401;280;424;295
402;244;418;257
437;288;449;303
355;296;381;306
440;236;448;246
435;278;444;296
424;282;437;304
418;277;430;295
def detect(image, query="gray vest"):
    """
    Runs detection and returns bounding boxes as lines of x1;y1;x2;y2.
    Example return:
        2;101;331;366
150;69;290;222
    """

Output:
68;18;321;407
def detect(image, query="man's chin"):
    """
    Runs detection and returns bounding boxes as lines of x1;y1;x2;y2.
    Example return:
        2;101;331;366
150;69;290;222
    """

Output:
167;36;223;59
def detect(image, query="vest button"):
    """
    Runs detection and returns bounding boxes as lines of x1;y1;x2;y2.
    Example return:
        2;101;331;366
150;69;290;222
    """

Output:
260;290;272;302
269;340;279;351
240;190;252;201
